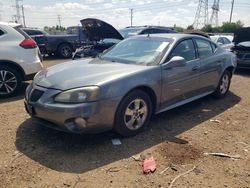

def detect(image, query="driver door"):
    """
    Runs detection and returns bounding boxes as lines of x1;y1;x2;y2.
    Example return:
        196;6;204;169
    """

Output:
160;39;201;109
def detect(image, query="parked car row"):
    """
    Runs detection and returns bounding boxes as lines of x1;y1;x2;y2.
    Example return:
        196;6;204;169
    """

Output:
2;18;249;137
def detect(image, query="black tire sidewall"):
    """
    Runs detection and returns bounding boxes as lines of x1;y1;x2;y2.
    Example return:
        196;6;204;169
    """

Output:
58;44;72;58
0;65;22;98
114;90;153;137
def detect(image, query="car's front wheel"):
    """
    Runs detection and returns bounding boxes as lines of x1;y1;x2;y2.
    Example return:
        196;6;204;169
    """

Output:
213;70;231;98
114;90;152;136
0;66;22;98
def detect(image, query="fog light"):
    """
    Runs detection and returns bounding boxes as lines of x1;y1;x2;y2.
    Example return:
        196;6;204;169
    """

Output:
75;117;87;128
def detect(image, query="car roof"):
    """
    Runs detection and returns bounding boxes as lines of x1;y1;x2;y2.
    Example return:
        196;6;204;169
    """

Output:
0;21;21;27
132;33;209;40
22;28;42;31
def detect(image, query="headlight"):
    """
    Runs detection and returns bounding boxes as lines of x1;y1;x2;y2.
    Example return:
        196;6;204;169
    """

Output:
54;86;100;103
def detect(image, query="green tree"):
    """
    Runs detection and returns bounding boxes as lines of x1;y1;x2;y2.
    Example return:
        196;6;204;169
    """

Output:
186;25;194;30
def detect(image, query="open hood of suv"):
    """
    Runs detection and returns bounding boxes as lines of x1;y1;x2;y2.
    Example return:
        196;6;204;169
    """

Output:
233;27;250;45
80;18;124;41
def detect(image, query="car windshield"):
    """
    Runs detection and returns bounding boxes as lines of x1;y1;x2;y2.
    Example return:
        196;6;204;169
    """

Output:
119;28;143;38
100;37;171;65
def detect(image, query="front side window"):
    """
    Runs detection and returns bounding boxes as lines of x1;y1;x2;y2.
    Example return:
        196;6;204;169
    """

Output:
101;37;171;65
169;39;196;61
195;39;213;58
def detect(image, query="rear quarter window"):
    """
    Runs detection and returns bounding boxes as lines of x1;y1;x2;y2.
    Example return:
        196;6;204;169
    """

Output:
0;29;4;36
14;26;31;39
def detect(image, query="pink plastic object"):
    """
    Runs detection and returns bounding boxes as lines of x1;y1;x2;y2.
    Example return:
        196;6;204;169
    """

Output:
143;157;156;174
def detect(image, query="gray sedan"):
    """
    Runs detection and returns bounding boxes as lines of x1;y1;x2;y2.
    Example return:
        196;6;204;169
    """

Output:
25;34;237;136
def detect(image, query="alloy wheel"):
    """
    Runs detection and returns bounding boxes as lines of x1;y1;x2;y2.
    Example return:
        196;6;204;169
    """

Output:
124;98;148;130
0;70;17;95
220;74;229;94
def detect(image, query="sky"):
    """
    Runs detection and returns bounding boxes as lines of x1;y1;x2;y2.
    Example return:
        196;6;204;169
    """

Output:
0;0;250;29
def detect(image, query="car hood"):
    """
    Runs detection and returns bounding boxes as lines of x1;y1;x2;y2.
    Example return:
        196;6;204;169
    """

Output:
34;58;151;90
80;18;124;41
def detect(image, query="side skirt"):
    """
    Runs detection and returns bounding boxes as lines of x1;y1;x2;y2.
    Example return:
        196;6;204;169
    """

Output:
156;91;214;114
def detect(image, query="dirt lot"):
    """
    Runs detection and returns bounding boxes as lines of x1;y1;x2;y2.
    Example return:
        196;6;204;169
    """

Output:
0;57;249;188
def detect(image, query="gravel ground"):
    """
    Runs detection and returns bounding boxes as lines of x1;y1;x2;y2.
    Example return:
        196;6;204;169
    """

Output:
0;57;249;188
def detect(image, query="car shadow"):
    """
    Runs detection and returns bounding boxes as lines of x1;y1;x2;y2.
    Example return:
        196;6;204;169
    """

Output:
0;82;29;104
15;91;241;173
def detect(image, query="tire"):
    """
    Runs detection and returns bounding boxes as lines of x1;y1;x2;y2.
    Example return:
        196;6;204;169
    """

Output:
114;90;153;137
213;70;231;98
57;43;73;58
0;65;22;98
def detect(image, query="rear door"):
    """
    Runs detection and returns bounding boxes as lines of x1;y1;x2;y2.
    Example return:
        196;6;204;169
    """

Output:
194;38;221;93
161;38;201;109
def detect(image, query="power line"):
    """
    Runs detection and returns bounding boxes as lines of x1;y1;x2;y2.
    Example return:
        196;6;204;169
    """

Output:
229;0;235;23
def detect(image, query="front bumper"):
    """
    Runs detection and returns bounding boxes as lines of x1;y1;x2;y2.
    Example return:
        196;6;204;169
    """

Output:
24;84;121;134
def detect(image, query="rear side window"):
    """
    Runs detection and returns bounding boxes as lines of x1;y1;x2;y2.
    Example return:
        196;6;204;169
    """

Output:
223;37;231;44
195;39;213;58
0;29;4;36
23;29;43;35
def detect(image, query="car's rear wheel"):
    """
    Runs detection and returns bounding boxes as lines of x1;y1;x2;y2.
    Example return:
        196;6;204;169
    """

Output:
213;70;231;98
0;66;22;98
114;90;152;136
57;44;73;58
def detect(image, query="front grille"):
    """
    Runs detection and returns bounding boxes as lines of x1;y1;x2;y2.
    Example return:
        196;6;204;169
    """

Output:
30;89;44;102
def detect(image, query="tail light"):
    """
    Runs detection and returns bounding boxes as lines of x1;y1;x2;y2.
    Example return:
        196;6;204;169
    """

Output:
19;39;37;49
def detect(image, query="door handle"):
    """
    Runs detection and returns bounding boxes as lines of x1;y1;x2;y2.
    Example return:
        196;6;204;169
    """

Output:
192;66;200;71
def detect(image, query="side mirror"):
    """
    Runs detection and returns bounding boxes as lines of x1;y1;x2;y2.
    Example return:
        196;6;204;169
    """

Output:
166;56;186;68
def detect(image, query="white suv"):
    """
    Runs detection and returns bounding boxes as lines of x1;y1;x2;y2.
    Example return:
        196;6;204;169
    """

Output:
0;22;43;97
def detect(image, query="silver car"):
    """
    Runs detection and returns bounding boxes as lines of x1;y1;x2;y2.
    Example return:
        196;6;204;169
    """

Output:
25;34;237;136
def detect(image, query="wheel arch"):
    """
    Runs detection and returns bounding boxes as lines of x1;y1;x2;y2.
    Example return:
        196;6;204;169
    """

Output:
0;60;25;80
118;85;158;114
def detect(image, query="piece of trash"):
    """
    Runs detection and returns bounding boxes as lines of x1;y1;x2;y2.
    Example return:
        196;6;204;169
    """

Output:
170;164;178;171
210;119;222;123
106;167;122;173
204;152;241;159
143;157;156;174
111;138;122;145
132;154;141;161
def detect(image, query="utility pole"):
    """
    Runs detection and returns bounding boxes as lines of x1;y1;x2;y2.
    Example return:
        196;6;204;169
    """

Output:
15;0;22;24
58;14;62;28
193;0;209;29
229;0;235;23
0;1;3;21
130;9;133;27
21;5;26;27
